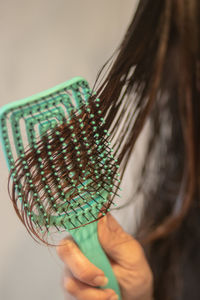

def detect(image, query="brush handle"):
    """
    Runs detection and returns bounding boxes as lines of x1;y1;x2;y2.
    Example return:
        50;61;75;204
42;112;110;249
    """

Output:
70;220;121;299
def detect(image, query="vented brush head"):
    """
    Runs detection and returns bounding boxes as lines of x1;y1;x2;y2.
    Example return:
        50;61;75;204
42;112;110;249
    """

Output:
0;77;120;242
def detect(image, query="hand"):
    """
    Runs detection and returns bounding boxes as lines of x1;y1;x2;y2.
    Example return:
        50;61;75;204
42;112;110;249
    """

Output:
57;214;153;300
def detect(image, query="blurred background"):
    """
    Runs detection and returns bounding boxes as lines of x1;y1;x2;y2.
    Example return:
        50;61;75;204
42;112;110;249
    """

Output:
0;1;140;299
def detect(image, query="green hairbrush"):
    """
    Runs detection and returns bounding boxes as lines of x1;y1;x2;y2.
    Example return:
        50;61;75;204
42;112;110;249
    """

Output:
0;77;121;299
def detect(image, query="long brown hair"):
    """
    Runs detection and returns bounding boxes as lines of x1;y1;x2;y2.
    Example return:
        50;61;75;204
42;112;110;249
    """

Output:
95;0;200;299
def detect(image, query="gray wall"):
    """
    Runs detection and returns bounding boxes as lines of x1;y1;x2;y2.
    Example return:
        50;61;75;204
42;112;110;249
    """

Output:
0;1;139;299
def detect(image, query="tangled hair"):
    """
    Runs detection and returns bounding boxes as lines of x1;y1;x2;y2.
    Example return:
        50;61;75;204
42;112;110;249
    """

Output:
9;98;119;244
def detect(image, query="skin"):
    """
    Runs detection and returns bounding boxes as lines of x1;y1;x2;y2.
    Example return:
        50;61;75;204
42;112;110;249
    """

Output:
57;213;153;300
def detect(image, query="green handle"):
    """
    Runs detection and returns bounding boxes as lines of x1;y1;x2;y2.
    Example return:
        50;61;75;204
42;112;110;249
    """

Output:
70;221;121;299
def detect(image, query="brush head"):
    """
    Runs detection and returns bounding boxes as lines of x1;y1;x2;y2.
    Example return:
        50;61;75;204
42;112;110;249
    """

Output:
0;77;120;242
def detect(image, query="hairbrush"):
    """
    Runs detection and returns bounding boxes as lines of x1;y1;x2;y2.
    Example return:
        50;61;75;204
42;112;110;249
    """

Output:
0;77;121;299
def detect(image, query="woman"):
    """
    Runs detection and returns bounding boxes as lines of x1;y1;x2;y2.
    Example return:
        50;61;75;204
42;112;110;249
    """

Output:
57;0;200;299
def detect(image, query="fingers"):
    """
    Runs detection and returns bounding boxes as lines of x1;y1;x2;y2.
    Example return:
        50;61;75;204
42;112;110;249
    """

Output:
64;277;119;300
98;214;153;299
57;239;119;299
57;214;153;300
57;237;108;287
98;214;147;269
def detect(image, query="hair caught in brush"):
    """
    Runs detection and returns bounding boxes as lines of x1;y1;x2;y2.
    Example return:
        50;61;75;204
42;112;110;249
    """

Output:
9;98;120;244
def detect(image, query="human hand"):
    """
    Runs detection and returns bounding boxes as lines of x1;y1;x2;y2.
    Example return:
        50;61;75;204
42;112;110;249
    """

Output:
57;214;153;300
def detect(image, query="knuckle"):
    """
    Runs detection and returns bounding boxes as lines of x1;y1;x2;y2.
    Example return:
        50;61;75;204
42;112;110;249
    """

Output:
139;272;153;298
76;268;92;283
64;277;76;295
122;267;153;299
140;269;153;288
57;238;75;258
134;265;153;294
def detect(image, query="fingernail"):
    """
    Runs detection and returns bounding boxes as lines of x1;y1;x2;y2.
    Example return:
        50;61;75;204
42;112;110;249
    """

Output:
93;275;108;286
109;294;119;300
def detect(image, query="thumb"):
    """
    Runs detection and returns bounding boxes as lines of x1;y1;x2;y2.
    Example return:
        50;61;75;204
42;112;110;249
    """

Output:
98;213;144;268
